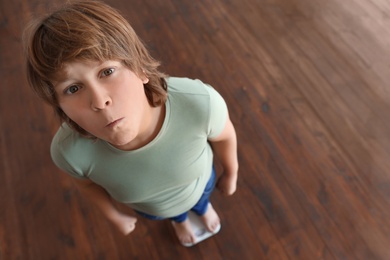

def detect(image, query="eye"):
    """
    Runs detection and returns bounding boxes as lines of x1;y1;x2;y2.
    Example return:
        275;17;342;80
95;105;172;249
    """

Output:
65;85;80;94
101;68;115;77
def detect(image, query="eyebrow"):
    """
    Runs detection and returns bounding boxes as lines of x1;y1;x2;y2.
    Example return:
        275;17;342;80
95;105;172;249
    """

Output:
50;67;72;88
51;75;70;89
52;60;120;88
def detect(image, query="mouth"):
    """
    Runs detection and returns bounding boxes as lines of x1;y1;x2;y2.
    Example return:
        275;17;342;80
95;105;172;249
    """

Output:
106;118;124;128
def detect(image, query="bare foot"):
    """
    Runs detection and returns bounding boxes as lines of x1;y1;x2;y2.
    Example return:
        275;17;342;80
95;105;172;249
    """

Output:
200;204;220;233
172;218;196;245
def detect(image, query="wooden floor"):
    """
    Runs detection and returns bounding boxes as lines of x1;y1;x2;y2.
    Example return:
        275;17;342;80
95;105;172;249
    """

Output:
1;0;390;259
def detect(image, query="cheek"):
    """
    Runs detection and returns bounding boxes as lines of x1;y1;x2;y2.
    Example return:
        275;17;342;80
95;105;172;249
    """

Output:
59;103;77;118
59;103;88;126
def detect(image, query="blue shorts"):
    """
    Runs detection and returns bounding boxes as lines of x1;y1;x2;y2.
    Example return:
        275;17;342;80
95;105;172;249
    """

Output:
136;166;216;223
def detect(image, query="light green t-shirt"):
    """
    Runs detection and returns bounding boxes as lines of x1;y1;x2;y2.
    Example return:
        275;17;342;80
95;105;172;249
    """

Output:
51;77;228;217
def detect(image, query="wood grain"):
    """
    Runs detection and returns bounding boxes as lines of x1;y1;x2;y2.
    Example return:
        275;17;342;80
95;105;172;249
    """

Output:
1;0;389;259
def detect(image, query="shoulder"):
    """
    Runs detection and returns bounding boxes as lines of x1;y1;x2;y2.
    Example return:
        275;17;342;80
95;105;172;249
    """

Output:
50;123;96;177
166;77;226;107
164;77;228;138
165;77;219;116
51;123;90;156
166;77;213;96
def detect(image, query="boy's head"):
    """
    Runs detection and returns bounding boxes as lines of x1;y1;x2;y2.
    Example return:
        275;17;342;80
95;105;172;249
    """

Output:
24;0;167;136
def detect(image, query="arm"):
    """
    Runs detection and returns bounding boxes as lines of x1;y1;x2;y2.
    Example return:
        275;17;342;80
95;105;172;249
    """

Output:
72;178;137;235
208;116;239;196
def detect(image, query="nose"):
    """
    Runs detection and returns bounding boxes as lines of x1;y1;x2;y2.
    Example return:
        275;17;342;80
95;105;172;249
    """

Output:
90;86;111;111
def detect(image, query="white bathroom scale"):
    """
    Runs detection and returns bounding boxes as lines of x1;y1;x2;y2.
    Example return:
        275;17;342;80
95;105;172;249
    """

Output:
181;210;221;247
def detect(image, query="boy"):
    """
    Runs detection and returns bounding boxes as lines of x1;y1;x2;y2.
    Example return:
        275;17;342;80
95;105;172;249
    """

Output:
24;0;238;246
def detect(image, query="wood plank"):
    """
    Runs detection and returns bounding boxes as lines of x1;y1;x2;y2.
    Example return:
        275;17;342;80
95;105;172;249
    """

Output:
1;0;390;259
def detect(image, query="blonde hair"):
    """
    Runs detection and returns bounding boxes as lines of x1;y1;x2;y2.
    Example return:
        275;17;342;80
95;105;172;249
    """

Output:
24;0;167;136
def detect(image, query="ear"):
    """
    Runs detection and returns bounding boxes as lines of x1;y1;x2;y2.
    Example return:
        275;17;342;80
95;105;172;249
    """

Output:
141;69;149;84
142;77;149;84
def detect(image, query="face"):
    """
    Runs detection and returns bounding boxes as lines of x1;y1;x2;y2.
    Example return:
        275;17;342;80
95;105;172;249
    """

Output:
54;60;152;149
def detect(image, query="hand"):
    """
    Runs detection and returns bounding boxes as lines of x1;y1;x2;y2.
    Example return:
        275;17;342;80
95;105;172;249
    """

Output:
216;173;237;196
110;213;137;235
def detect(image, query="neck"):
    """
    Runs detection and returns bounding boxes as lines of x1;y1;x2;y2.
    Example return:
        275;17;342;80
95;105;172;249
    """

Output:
115;104;166;151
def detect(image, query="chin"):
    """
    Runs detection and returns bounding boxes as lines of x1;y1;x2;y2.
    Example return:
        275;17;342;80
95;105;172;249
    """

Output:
108;134;137;149
109;137;131;146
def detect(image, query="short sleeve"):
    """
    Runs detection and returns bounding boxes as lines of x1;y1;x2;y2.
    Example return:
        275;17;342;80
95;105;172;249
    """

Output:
50;125;88;179
204;83;228;139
